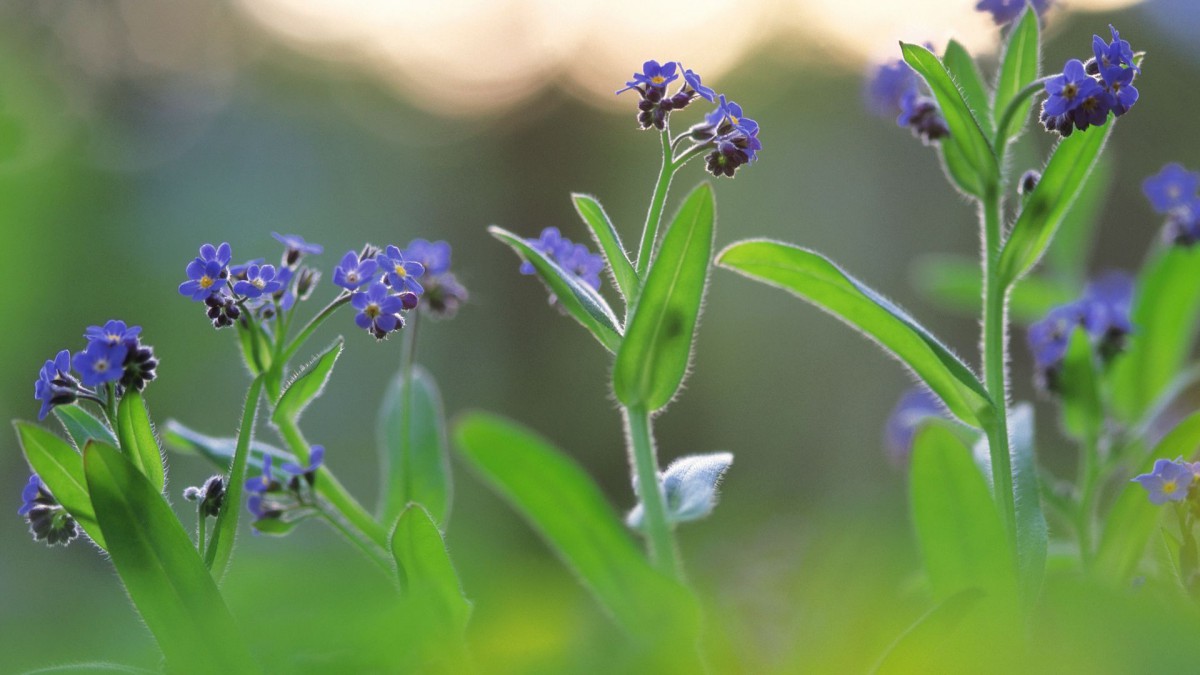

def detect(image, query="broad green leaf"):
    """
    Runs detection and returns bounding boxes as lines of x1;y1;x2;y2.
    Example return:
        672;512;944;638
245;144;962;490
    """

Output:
55;405;117;449
1059;329;1103;442
912;254;1075;324
901;42;998;197
237;320;272;376
272;337;342;424
454;412;700;642
490;225;623;353
1007;404;1047;606
1108;245;1200;423
115;391;166;494
613;183;715;412
377;365;451;527
872;588;985;675
992;7;1040;143
718;240;992;427
162;418;295;468
910;425;1016;602
573;193;638;302
15;421;104;548
937;137;980;197
205;377;264;578
390;504;472;634
943;40;993;137
1096;412;1200;583
998;122;1114;285
83;441;257;672
1045;157;1112;281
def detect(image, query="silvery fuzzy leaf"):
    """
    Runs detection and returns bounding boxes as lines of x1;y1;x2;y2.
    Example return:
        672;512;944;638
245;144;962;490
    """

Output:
627;452;733;529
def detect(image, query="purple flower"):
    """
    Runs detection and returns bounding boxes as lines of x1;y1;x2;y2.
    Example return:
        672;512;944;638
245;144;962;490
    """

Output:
404;239;452;276
18;474;43;517
84;320;141;348
18;474;78;546
705;95;758;136
1092;25;1139;78
975;0;1051;25
1027;302;1085;383
1079;271;1134;353
866;60;918;118
519;227;606;290
618;60;679;93
179;242;232;302
1143;164;1200;214
34;350;78;420
245;454;276;496
682;68;716;102
897;90;950;144
272;232;323;258
352;282;405;339
377;245;425;295
520;227;566;276
705;127;762;178
282;445;324;485
232;264;283;298
884;388;943;467
73;340;128;388
1043;60;1103;118
1132;458;1194;505
333;251;377;291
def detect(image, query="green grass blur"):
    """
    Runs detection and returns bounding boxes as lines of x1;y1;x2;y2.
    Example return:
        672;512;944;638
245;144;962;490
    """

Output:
3;1;1200;672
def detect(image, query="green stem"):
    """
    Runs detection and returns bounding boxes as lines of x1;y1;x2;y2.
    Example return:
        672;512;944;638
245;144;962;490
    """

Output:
275;416;390;549
103;383;118;425
278;294;351;366
197;506;208;559
205;376;264;577
398;310;421;508
1075;433;1101;567
623;405;681;579
317;505;394;574
635;129;675;279
982;188;1019;555
992;77;1051;152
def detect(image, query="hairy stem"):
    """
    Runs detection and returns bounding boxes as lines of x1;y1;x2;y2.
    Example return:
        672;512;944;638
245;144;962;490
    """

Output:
317;504;394;574
635;129;676;280
205;376;263;578
278;294;351;366
623;405;681;579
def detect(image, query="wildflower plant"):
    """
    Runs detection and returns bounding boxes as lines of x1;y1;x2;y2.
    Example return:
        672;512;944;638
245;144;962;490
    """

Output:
13;232;470;672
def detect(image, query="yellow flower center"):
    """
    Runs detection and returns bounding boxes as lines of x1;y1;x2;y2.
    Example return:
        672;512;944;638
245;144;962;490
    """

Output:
651;75;665;85
1163;480;1178;495
394;264;406;278
1063;83;1078;100
200;276;214;289
95;360;109;373
365;303;380;318
253;278;266;289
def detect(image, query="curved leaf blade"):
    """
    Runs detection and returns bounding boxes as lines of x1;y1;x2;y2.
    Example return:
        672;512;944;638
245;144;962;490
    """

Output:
272;338;342;424
84;441;257;673
204;377;263;578
573;193;638;302
390;504;472;634
993;7;1040;143
15;421;105;548
162;419;295;469
115;391;166;494
943;40;994;138
1007;404;1047;606
377;365;451;526
55;406;117;449
718;240;992;427
613;183;715;412
998;122;1114;285
490;225;623;353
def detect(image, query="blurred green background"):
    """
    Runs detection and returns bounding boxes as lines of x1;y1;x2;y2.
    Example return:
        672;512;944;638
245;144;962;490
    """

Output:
3;0;1200;672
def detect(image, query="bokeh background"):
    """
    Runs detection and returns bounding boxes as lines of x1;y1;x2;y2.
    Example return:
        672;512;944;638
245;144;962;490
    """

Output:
2;0;1200;672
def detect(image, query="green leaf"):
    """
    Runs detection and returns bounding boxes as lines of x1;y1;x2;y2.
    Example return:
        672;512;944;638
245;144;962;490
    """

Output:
490;225;623;353
943;40;994;138
872;588;986;675
454;412;699;641
377;365;451;527
613;183;715;412
249;516;308;537
992;7;1040;143
55;405;117;449
162;418;295;469
271;337;342;424
1007;404;1048;606
15;421;105;548
83;441;257;673
1107;245;1200;423
573;193;638;302
1096;412;1200;583
390;503;472;634
1045;156;1112;281
204;377;264;578
912;254;1075;324
115;391;166;494
998;122;1114;285
901;42;997;197
910;424;1016;601
1059;329;1103;442
718;240;992;427
237;321;272;376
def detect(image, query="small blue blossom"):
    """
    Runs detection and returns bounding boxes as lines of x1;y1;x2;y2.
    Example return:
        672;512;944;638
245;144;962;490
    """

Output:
884;387;944;466
705;95;758;136
682;68;716;102
404;239;452;276
18;474;42;517
179;242;232;301
1043;60;1103;118
1027;302;1085;382
18;473;78;546
272;232;323;259
229;258;264;280
897;90;950;144
619;60;679;93
865;60;918;118
706;127;763;178
282;445;324;485
1079;271;1134;347
73;340;128;388
975;0;1051;25
377;245;425;295
1143;164;1200;214
245;454;276;496
1132;458;1194;505
405;238;468;319
232;264;283;298
34;350;77;421
333;251;378;291
520;227;566;276
1092;25;1139;77
352;282;406;339
520;227;605;291
84;320;141;348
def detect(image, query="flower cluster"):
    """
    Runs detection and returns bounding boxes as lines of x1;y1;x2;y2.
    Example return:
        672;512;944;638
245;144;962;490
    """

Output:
866;58;948;144
244;448;324;531
883;387;944;467
519;227;605;306
18;474;78;546
34;320;157;420
334;245;427;339
1027;271;1134;390
975;0;1051;25
617;60;762;178
1133;458;1200;506
1040;26;1140;137
403;239;468;319
1143;163;1200;246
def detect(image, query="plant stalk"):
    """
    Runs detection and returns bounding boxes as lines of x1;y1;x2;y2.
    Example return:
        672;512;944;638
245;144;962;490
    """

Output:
623;405;681;579
635;129;676;280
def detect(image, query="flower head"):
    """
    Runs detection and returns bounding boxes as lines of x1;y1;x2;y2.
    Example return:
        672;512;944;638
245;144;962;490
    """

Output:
272;232;323;266
682;68;716;102
333;251;378;291
1043;60;1104;118
84;320;141;348
897;91;950;144
520;227;605;291
1027;302;1085;389
1143;164;1200;214
282;445;324;486
179;242;232;302
404;239;452;276
377;245;425;295
619;60;679;93
352;282;406;339
34;350;78;420
883;387;944;467
1092;25;1139;78
975;0;1051;25
1132;458;1194;505
865;60;918;118
705;127;763;178
19;474;79;546
73;339;128;388
232;264;283;299
245;454;278;496
1079;271;1134;359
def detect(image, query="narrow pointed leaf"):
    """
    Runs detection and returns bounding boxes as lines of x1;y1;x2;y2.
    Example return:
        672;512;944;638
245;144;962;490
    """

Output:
115;391;166;494
204;377;263;578
15;421;105;548
162;418;295;469
943;40;994;137
613;183;715;411
454;412;700;641
490;225;623;353
55;406;117;449
998;122;1114;285
1059;329;1104;442
901;42;997;197
573;193;638;302
377;365;451;526
718;240;992;427
1046;156;1112;280
993;7;1040;142
84;441;257;673
272;338;342;424
390;504;472;634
